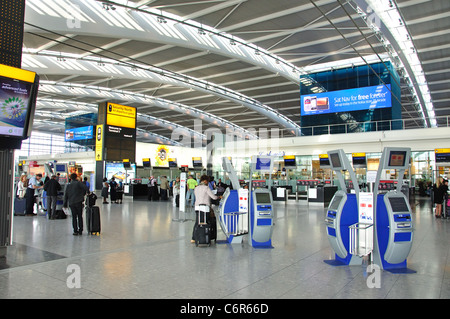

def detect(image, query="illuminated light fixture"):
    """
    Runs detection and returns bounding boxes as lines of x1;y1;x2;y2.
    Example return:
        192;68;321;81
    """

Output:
198;28;206;35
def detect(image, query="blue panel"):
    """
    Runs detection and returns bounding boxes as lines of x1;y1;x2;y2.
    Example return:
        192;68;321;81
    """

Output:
327;227;336;237
257;218;272;226
394;232;412;242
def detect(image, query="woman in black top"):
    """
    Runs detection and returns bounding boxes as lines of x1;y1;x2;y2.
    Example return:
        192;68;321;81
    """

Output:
435;179;449;218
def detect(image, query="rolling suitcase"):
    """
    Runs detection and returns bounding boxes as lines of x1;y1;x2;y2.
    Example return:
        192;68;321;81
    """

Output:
86;206;101;235
194;206;211;247
14;197;26;216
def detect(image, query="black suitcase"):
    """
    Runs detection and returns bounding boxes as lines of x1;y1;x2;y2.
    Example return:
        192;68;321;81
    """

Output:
209;214;217;241
194;209;211;246
14;197;26;216
86;206;101;235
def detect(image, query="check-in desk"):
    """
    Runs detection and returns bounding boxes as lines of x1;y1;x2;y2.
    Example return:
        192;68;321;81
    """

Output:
308;185;338;206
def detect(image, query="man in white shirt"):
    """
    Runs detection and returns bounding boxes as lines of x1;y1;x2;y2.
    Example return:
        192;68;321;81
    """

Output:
25;173;43;216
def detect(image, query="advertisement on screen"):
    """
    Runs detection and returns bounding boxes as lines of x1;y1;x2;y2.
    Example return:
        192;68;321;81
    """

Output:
65;125;94;142
0;77;33;136
301;84;391;116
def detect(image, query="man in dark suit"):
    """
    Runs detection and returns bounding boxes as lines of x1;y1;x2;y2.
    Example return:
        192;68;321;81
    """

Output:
63;173;89;235
44;175;61;220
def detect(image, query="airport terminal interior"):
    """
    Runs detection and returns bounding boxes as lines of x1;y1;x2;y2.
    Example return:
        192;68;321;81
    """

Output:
1;0;450;301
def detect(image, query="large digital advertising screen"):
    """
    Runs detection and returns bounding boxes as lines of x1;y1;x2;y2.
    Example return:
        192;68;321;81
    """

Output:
65;125;94;142
301;84;391;116
0;76;34;137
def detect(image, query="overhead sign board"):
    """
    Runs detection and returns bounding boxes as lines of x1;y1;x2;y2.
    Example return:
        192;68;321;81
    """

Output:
106;102;136;129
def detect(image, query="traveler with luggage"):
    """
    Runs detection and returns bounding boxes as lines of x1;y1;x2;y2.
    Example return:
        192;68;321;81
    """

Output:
109;177;118;203
191;175;222;244
63;173;89;235
17;174;28;199
43;175;62;220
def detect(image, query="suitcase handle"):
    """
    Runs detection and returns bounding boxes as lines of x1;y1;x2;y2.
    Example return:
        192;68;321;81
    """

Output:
197;210;209;225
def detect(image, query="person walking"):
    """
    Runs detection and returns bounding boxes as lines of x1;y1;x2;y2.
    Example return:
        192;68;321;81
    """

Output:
63;173;89;235
186;175;198;207
43;175;62;220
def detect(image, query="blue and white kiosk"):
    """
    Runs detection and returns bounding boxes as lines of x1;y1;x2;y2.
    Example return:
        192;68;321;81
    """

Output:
372;147;414;271
219;156;274;248
325;149;363;266
218;157;248;244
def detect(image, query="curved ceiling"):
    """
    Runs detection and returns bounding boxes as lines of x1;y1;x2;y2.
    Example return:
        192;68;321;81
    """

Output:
21;0;450;146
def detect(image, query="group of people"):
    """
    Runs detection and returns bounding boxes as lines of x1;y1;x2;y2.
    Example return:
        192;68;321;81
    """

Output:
16;172;94;235
185;175;228;207
101;177;123;204
17;173;62;219
147;175;170;201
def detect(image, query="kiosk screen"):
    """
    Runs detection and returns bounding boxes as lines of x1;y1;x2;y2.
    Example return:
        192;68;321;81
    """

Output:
388;151;407;167
329;195;343;211
329;153;342;169
388;197;409;212
255;192;271;203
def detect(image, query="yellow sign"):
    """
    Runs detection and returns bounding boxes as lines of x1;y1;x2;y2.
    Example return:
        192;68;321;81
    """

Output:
106;102;136;129
319;154;329;159
435;148;450;154
0;64;36;83
95;125;104;161
283;155;295;160
352;152;366;157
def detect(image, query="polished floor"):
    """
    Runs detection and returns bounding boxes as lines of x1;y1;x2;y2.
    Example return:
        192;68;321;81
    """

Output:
1;194;449;299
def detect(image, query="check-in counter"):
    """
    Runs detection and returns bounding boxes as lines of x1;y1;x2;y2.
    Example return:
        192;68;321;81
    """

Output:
308;185;338;206
126;182;148;199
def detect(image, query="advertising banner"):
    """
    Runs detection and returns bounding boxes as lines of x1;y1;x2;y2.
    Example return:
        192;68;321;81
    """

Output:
301;84;391;116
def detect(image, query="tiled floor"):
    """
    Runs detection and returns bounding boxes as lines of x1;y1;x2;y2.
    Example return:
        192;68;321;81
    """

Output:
1;194;449;299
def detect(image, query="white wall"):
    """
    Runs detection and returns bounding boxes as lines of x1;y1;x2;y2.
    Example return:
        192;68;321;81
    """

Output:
135;142;206;167
217;127;450;157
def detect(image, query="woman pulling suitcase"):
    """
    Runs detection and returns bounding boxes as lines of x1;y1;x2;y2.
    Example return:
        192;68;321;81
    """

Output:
191;175;222;245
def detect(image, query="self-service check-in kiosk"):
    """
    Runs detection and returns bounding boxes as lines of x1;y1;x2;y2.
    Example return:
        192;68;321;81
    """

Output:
325;149;363;265
218;156;274;247
249;155;274;248
373;147;414;271
218;157;249;244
